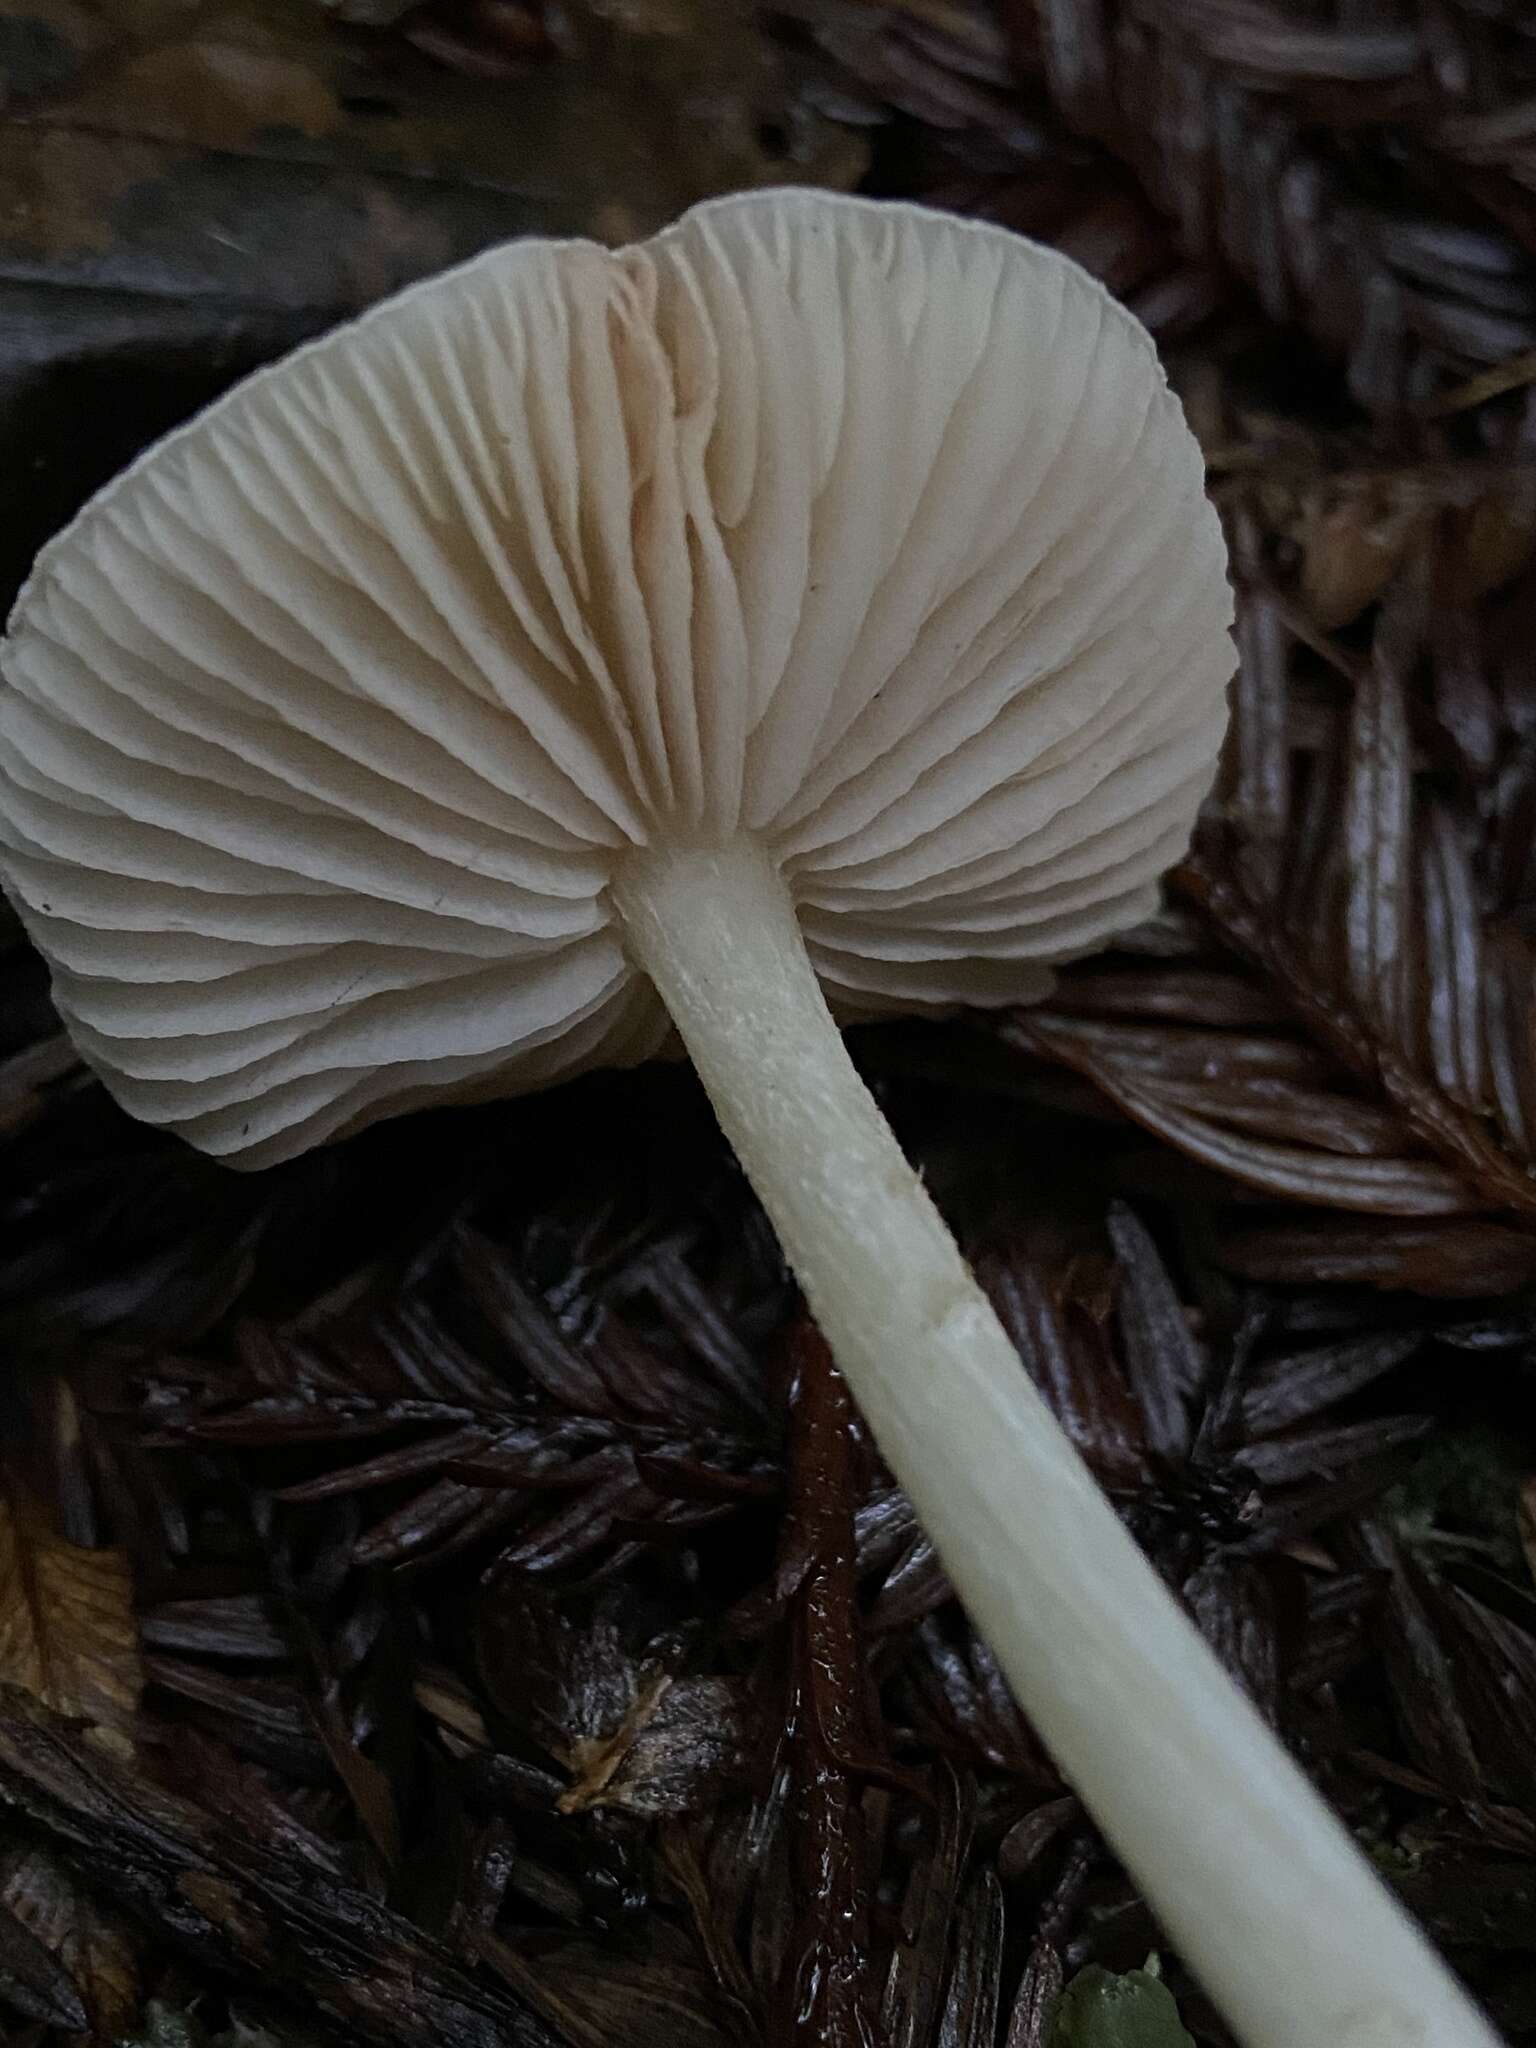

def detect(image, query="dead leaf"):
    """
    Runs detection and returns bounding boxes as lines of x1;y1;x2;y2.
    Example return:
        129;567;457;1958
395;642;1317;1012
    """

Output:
0;1484;144;2035
0;1484;141;1748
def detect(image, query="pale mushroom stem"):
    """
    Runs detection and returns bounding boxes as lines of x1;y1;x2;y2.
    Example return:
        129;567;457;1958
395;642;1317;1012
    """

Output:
614;835;1499;2048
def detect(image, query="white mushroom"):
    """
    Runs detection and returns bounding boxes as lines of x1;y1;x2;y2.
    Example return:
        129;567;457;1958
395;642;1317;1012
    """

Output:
0;190;1499;2048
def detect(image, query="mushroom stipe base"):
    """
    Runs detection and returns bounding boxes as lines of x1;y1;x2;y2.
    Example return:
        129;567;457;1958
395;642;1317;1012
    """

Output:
613;835;1501;2048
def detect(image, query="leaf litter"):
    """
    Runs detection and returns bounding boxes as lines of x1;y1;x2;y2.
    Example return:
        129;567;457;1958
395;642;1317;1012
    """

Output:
2;0;1536;2043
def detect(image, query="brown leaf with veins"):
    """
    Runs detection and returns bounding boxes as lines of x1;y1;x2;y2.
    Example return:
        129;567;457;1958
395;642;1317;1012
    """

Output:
0;1482;143;2036
0;1485;141;1749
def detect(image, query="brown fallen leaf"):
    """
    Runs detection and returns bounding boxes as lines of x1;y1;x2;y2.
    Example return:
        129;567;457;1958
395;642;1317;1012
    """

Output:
0;1481;143;2035
0;1482;140;1749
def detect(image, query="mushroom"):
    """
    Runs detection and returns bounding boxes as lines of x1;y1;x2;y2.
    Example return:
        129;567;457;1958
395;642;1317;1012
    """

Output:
0;191;1498;2048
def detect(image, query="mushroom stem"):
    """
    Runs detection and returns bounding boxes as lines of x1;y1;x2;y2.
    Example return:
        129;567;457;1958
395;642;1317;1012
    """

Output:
613;835;1499;2048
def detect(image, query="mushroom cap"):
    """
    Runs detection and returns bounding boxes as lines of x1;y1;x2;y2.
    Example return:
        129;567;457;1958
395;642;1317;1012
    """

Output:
0;189;1233;1168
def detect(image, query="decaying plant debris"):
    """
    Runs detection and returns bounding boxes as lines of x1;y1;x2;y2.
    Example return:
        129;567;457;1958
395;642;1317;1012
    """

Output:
3;1;1536;2044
